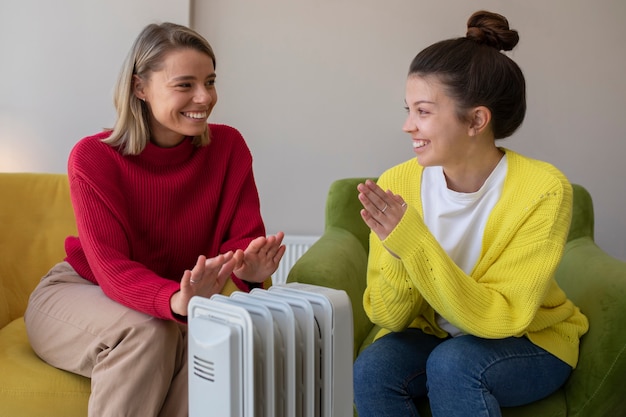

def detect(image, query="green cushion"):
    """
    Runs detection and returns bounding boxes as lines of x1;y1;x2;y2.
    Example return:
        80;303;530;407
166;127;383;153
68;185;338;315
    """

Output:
0;318;89;417
414;393;567;417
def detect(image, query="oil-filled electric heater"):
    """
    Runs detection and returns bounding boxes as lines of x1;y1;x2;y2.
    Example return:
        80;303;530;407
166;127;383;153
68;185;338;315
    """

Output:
188;282;354;417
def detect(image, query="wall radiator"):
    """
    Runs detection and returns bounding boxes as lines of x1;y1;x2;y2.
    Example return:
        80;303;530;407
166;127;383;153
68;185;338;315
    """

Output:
273;235;320;285
188;282;354;417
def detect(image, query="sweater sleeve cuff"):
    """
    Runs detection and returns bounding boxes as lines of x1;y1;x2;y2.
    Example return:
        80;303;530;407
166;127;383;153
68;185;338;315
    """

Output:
231;274;264;292
383;207;432;260
155;280;185;322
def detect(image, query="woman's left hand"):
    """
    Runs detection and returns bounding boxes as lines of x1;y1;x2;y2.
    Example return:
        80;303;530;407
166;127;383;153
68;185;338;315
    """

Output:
358;179;407;241
233;231;287;283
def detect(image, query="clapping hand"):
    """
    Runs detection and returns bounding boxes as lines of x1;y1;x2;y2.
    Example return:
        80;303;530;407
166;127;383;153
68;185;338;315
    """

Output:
358;179;407;241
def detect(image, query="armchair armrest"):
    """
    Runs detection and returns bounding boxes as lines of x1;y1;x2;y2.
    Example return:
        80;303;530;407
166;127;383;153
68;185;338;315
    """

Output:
556;237;626;416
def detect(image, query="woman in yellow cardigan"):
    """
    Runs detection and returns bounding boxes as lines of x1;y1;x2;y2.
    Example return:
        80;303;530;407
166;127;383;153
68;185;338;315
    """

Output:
353;11;588;417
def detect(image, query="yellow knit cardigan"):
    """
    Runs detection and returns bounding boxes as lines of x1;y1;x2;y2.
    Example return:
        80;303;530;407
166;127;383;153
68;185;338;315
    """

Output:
364;148;589;368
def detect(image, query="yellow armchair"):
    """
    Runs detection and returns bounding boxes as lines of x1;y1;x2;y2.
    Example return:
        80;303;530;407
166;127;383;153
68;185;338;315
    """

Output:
0;173;89;417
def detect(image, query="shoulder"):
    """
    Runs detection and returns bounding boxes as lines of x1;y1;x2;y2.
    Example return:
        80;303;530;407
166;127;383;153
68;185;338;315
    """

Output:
71;130;114;154
209;124;246;144
503;148;570;193
67;132;142;199
208;124;251;154
501;148;573;214
198;124;255;173
68;131;120;172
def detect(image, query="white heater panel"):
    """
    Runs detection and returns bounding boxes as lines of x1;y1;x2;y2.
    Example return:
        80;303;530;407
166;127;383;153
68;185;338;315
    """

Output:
188;298;254;417
251;288;317;417
233;292;297;417
270;283;354;417
210;294;275;417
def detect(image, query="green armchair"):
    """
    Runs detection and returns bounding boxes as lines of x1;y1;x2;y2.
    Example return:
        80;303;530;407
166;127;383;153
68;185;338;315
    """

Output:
287;178;626;417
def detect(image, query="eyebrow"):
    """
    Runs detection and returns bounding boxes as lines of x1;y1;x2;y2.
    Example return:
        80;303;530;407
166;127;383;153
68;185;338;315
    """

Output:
406;99;436;106
171;73;217;82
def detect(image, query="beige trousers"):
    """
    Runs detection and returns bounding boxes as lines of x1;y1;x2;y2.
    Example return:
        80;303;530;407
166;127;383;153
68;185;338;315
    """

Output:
24;262;188;417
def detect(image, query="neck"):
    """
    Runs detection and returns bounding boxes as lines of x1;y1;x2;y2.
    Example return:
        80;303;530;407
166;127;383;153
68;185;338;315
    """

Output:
443;147;504;193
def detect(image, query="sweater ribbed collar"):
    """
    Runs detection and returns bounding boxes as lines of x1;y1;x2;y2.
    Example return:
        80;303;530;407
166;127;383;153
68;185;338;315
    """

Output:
139;137;196;166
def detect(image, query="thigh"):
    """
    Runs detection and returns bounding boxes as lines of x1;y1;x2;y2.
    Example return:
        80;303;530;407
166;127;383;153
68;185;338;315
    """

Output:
24;262;159;376
355;328;445;400
428;335;572;407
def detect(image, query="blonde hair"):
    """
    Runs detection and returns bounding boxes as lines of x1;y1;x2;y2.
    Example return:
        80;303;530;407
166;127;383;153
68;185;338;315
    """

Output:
103;22;216;155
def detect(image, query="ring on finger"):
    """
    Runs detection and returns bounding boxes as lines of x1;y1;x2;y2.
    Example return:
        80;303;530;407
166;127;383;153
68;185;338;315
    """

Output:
401;202;407;208
190;278;198;284
381;203;389;213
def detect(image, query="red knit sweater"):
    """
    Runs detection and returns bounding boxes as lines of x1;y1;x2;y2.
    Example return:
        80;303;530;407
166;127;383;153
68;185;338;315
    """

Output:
64;124;266;320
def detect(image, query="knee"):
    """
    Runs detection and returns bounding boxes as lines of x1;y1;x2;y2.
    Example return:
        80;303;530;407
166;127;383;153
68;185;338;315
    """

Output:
354;346;378;391
354;337;413;395
135;318;184;350
354;341;399;396
426;339;468;385
111;314;185;358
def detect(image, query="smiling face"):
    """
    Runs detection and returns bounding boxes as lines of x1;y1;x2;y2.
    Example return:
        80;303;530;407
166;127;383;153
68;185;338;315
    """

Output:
403;75;474;169
133;48;217;148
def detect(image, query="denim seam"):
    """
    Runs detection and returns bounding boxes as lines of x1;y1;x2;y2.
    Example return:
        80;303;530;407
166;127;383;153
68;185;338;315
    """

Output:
403;369;426;417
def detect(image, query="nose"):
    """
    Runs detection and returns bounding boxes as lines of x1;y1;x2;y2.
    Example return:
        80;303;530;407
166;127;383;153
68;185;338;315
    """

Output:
402;114;416;133
194;85;215;108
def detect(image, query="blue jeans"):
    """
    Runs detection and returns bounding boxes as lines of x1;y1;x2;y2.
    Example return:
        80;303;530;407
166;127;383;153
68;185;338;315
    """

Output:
353;329;572;417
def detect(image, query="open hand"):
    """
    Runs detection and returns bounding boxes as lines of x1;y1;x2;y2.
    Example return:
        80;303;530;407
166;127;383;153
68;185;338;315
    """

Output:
233;232;286;283
170;252;238;317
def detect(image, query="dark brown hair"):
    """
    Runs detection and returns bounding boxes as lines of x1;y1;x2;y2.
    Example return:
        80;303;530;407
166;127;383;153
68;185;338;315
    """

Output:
408;11;526;139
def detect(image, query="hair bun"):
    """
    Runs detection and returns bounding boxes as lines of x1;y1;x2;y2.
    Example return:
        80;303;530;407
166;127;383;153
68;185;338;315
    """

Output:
466;10;519;51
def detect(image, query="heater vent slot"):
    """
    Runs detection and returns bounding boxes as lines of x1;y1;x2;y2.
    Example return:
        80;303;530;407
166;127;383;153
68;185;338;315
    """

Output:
192;355;215;382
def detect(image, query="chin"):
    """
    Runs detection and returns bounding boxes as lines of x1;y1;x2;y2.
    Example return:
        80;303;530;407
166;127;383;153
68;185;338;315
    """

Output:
415;155;432;167
185;127;208;137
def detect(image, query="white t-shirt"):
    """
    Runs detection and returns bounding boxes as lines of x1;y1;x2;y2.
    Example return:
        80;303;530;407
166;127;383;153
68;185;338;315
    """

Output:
421;155;508;336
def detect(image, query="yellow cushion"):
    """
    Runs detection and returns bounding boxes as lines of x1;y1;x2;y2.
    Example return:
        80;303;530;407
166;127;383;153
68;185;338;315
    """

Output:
0;173;77;328
0;318;90;416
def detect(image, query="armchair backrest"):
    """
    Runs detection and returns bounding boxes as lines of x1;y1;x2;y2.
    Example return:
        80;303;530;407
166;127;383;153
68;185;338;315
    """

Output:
325;178;372;252
0;173;76;328
568;184;594;241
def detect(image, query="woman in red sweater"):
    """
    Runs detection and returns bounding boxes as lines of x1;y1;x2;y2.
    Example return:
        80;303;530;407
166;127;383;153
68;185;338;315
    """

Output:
25;22;285;416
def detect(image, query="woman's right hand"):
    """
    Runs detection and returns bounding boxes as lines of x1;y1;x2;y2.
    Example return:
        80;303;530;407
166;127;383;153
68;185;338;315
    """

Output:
170;252;239;317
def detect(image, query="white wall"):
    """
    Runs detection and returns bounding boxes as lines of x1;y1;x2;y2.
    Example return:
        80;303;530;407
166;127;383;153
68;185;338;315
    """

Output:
0;0;189;171
193;0;626;261
2;0;625;261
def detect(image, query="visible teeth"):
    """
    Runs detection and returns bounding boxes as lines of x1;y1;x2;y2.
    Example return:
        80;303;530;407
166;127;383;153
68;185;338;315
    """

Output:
413;140;427;148
184;112;207;119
